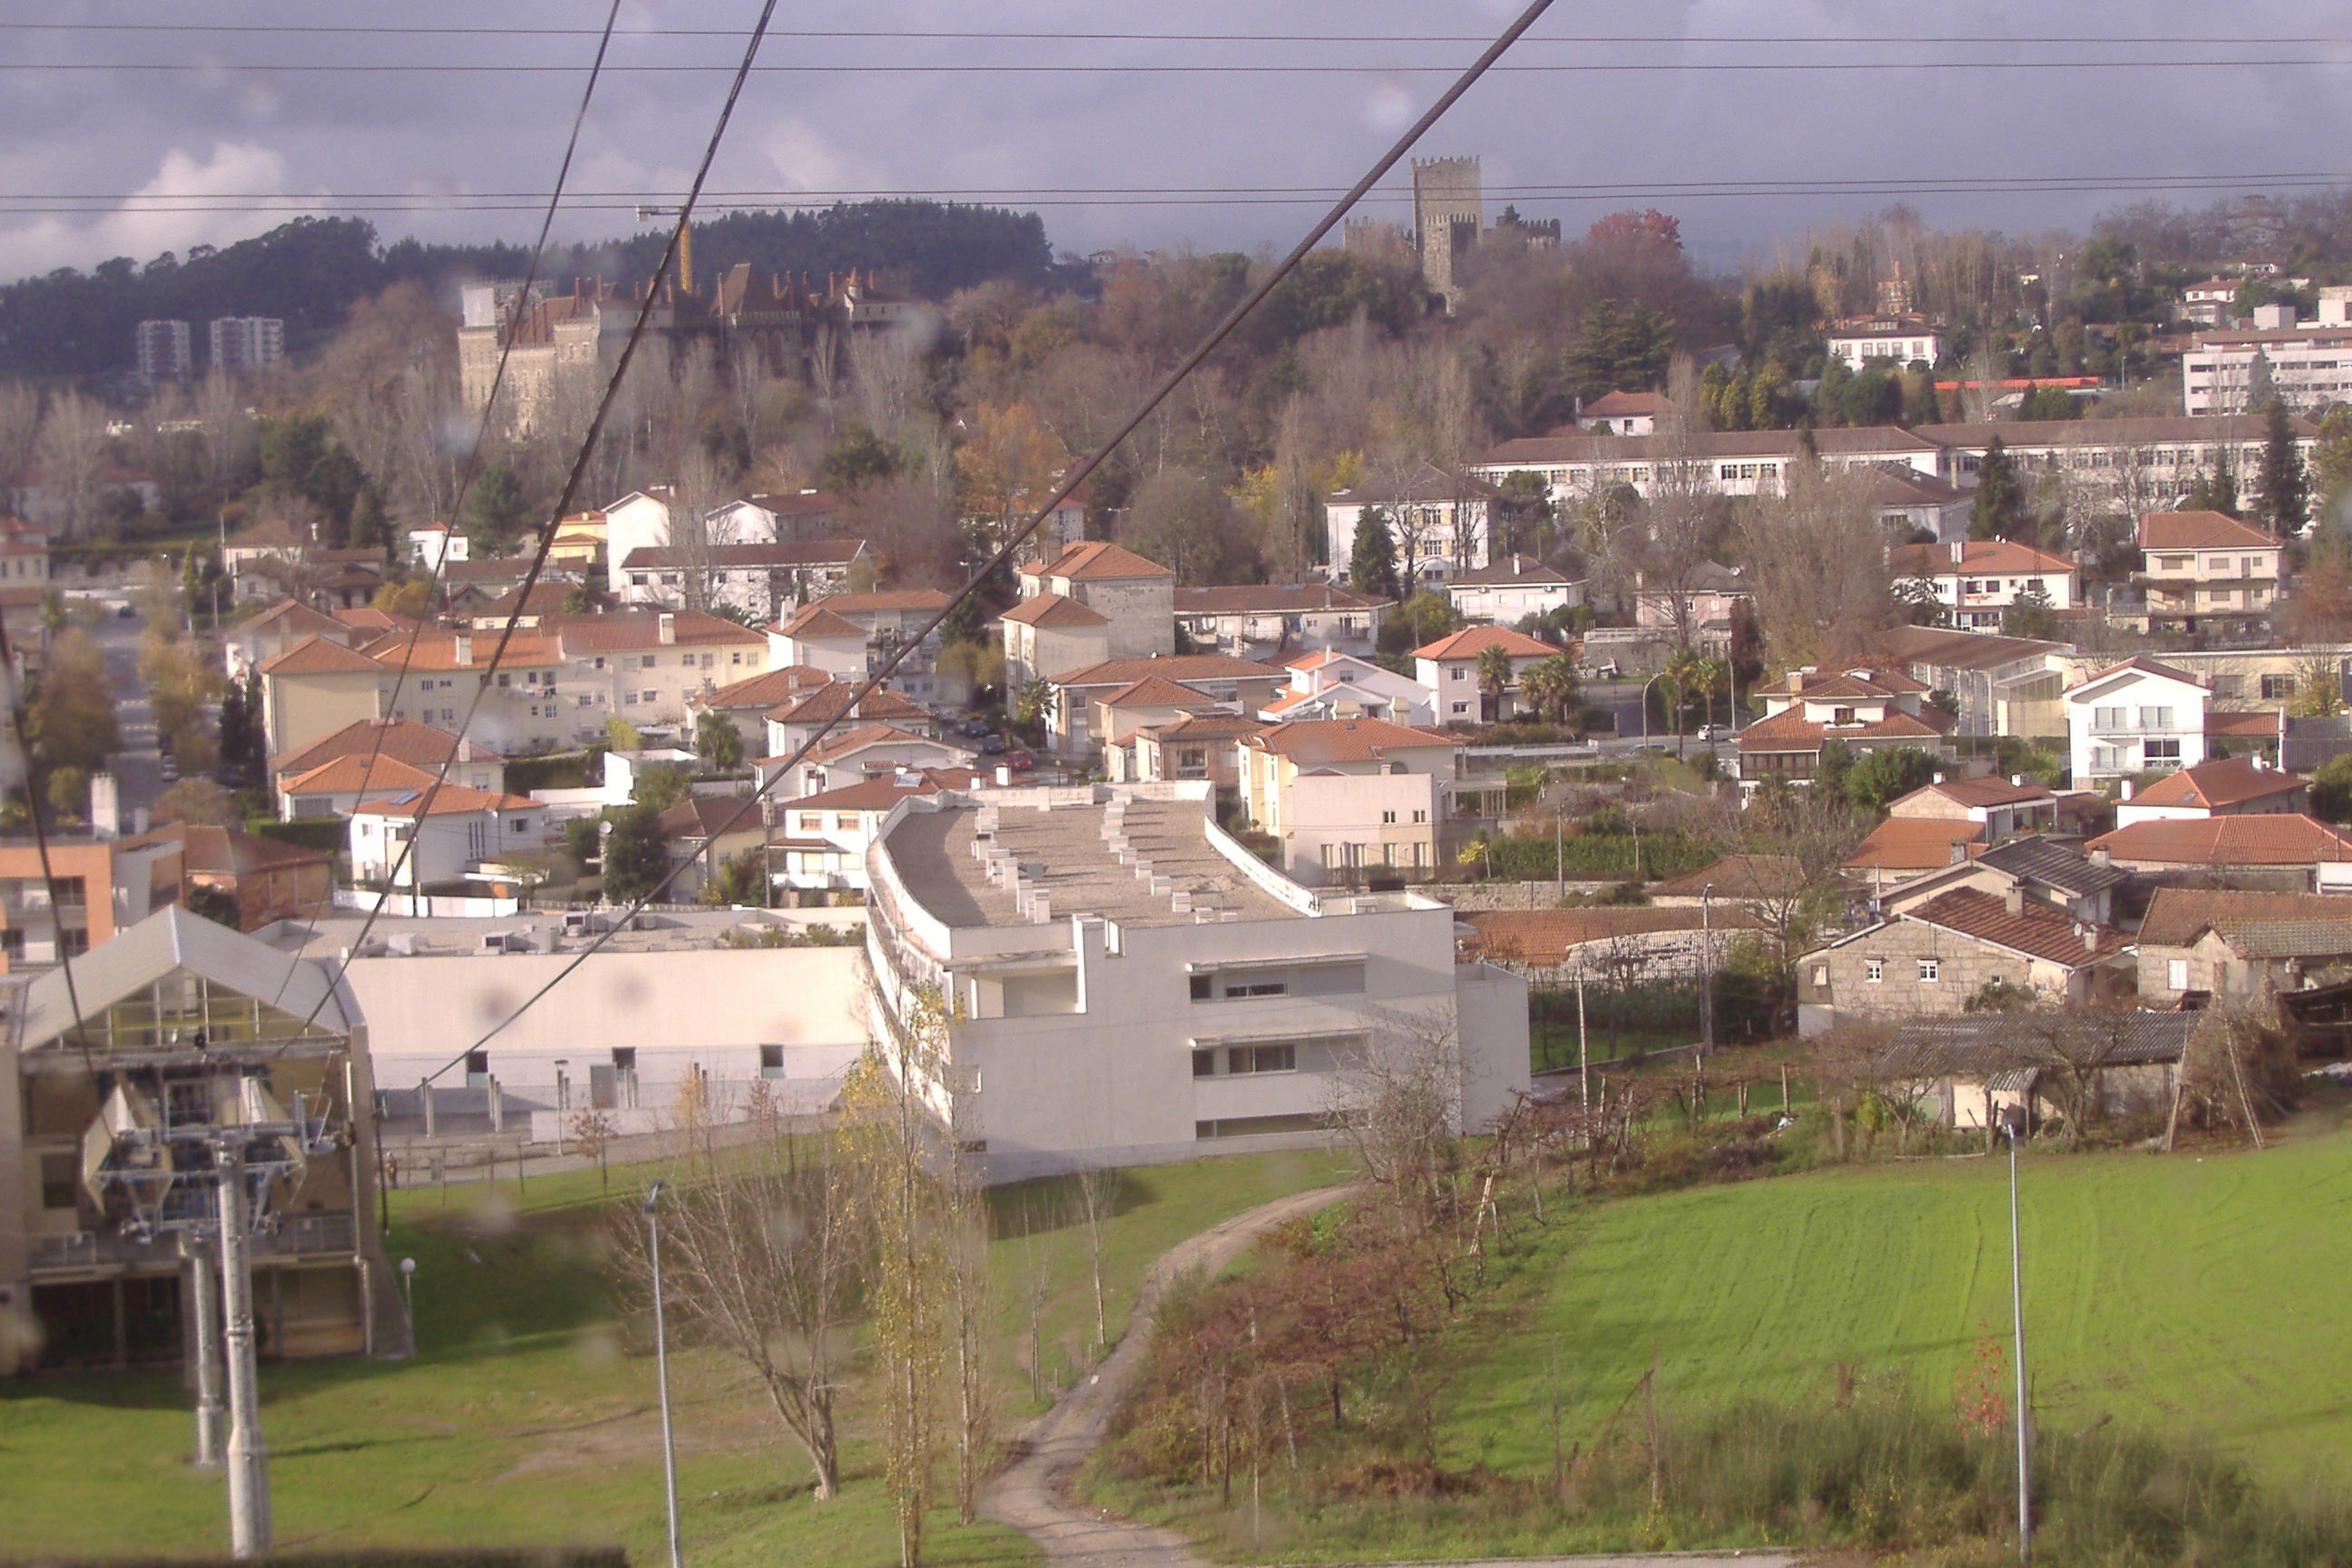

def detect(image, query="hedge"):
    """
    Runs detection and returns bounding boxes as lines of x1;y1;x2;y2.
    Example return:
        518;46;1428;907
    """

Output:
1482;828;1711;881
244;818;348;854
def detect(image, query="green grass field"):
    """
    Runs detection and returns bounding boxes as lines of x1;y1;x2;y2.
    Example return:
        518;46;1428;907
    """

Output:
0;1149;1344;1563
1442;1123;2352;1490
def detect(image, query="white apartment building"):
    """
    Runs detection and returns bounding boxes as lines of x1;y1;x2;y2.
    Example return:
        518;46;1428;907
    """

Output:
1322;464;1503;590
862;780;1530;1180
1824;315;1945;371
2182;289;2352;415
1171;583;1389;662
2135;509;2286;632
209;316;285;375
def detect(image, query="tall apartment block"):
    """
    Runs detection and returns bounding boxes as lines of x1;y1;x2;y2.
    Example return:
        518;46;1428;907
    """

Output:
133;319;191;384
209;317;286;377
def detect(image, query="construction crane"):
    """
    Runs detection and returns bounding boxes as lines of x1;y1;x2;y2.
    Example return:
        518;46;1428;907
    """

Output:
634;205;695;297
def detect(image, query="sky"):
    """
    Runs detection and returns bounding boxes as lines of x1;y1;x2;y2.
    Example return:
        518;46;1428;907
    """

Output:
3;0;2350;282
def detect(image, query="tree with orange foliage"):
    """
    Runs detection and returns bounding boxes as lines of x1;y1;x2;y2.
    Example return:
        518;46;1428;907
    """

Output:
955;403;1070;555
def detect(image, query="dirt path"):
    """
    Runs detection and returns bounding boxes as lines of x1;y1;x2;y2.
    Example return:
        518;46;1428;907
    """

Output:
979;1183;1803;1568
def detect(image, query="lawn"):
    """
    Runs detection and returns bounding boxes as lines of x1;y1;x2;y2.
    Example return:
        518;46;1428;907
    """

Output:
1441;1124;2352;1491
0;1148;1347;1563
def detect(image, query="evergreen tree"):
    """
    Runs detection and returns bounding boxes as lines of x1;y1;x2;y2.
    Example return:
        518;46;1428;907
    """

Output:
2256;397;2308;536
1969;436;2024;540
601;802;671;904
1348;505;1403;602
2190;450;2243;517
460;463;528;556
2245;348;2276;414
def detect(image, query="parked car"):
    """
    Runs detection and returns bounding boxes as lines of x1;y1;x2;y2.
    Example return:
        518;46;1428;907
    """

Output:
1006;751;1036;773
159;754;179;781
982;734;1008;754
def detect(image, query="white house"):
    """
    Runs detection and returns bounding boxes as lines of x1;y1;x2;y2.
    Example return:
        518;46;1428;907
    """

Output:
348;783;554;888
2066;655;2210;783
1259;651;1436;727
1323;464;1504;591
1825;314;1945;370
1886;539;2078;631
767;768;985;892
616;539;871;620
407;521;468;573
1578;389;1669;436
1446;554;1583;625
860;779;1531;1180
1171;583;1390;662
1413;625;1560;724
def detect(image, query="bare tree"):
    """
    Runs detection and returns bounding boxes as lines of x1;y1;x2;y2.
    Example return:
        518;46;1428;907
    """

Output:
0;383;44;498
1073;1164;1122;1357
34;391;112;540
607;1113;856;1499
1626;389;1726;652
1734;460;1891;669
1328;1006;1465;1236
665;446;741;613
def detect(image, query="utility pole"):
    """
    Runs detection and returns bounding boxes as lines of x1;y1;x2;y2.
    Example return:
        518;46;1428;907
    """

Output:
186;1230;225;1468
2007;1122;2032;1563
1576;975;1589;1113
216;1149;271;1559
1700;883;1715;1054
645;1181;683;1568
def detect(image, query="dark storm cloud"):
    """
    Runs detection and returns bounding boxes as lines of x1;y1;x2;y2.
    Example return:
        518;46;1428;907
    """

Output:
3;0;2349;278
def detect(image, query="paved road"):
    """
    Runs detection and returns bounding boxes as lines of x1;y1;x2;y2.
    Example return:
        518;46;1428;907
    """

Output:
979;1184;1801;1568
88;598;164;828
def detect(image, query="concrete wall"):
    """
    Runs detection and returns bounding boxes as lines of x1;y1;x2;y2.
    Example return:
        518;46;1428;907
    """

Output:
265;670;381;758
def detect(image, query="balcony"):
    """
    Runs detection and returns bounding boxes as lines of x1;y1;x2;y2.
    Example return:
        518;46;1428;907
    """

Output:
30;1210;359;1273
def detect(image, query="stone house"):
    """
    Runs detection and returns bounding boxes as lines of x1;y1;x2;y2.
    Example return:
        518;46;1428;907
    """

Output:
2133;887;2352;1004
1798;886;2131;1034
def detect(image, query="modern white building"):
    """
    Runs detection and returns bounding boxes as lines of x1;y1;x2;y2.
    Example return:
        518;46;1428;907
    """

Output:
1825;314;1945;371
208;316;285;376
2182;293;2352;415
1886;539;2078;631
2066;655;2210;783
861;780;1530;1181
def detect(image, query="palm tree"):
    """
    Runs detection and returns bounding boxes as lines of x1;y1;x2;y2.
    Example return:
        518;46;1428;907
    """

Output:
1521;653;1581;728
1475;643;1514;722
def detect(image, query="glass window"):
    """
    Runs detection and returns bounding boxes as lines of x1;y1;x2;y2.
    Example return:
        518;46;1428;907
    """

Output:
1865;958;1884;983
1192;1049;1218;1078
1189;974;1213;1001
1228;1044;1296;1074
2168;958;2190;991
1917;959;1940;983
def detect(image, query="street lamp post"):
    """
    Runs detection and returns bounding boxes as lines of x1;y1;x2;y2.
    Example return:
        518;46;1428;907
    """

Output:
645;1181;683;1568
2006;1122;2032;1563
1641;672;1670;745
554;1060;571;1156
398;1257;416;1348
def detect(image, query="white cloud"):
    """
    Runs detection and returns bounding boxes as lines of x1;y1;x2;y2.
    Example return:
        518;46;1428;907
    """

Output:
0;141;315;276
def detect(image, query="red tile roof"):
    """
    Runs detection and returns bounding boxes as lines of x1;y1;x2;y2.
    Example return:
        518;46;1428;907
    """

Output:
2139;510;2284;552
241;599;347;639
257;635;385;677
278;754;442;799
802;724;959;765
2089;813;2352;866
2129;757;2307;810
1888;539;2075;577
1025;540;1173;581
2207;709;2287;738
1896;777;2055;810
775;603;867;640
1051;653;1283;688
782;768;985;813
690;665;834;710
1458;906;1760;966
1243;718;1455;766
1736;706;1954;750
270;717;495;777
2139;888;2352;948
352;782;537;818
766;683;929;727
999;592;1110;629
554;610;762;652
1099;675;1219;708
1412;625;1558;661
1843;818;1985;872
1905;887;2126;967
2074;653;2205;691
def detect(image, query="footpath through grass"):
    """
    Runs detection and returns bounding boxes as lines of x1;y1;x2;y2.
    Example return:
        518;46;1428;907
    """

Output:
0;1149;1343;1563
1445;1125;2352;1491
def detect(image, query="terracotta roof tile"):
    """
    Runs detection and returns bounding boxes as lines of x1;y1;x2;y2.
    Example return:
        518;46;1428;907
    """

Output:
2139;509;2284;552
554;610;762;652
1889;539;2075;577
2140;888;2352;948
999;592;1111;629
775;603;867;640
270;717;495;777
1051;654;1283;688
1242;718;1455;766
1026;541;1174;581
1412;625;1558;661
1458;906;1761;966
1905;887;2126;967
2128;757;2306;810
691;665;834;710
352;782;537;818
2087;814;2352;867
1100;675;1219;708
767;683;930;727
1843;818;1985;872
256;636;386;677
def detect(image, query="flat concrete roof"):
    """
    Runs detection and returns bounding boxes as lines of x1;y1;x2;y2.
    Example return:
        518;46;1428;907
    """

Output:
887;795;1301;931
260;906;864;961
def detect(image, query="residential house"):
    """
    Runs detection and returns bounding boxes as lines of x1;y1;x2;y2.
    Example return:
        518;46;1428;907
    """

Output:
368;626;570;755
1797;886;2130;1033
2066;655;2210;782
1868;470;1973;543
1092;676;1230;757
1044;654;1285;758
767;769;985;893
1446;554;1583;625
348;784;554;889
1887;539;2077;631
1107;712;1262;794
538;610;769;742
761;724;975;799
0;906;395;1369
0;838;181;970
1578;388;1669;436
2135;887;2352;1004
2184;323;2352;416
1875;836;2132;931
257;637;399;759
1412;625;1560;724
1003;542;1177;687
769;591;963;708
2134;510;2286;632
656;795;768;902
600;488;679;587
1876;624;2072;741
615;538;871;620
1870;1013;2190;1132
761;681;940;764
1172;583;1390;663
1825;313;1945;370
860;780;1530;1179
223;599;355;681
270;718;505;819
121;822;333;930
685;664;835;753
407;521;467;573
1734;665;1955;787
1843;818;1986;885
720;489;846;544
1884;775;2060;840
1237;719;1491;885
1323;464;1504;590
2113;755;2308;827
1631;562;1755;655
2084;813;2352;891
1259;651;1436;727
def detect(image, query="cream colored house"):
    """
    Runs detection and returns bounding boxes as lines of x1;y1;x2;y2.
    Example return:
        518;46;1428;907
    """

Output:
2136;510;2286;632
1237;719;1490;885
1004;541;1175;688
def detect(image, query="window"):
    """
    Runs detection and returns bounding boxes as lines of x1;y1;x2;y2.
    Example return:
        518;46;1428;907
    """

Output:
465;1050;491;1086
759;1044;786;1080
1190;975;1213;1001
2138;706;2173;731
1451;667;1466;681
1224;978;1287;998
2092;705;2125;730
642;691;658;704
796;813;822;832
2145;739;2181;763
2214;675;2244;699
1412;808;1428;824
2168;958;2190;991
1865;958;1884;984
1916;959;1940;983
612;1046;637;1071
1381;809;1397;824
1192;1048;1218;1078
1810;963;1829;988
1452;701;1470;715
1228;1044;1296;1074
834;813;858;830
2262;673;2294;700
40;1152;76;1211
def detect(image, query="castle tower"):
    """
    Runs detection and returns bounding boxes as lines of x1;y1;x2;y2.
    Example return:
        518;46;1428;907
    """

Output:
1411;156;1484;309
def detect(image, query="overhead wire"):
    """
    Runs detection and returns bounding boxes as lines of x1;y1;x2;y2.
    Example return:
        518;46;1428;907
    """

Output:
279;0;788;1041
2;58;2343;74
259;0;630;1012
407;0;1564;1082
0;24;2335;44
0;610;95;1066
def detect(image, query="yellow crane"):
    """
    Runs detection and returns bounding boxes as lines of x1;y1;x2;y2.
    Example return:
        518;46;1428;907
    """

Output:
633;205;695;296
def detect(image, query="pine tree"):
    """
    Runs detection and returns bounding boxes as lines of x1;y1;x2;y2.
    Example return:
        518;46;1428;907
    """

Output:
1969;436;2024;540
1349;505;1403;602
2257;397;2308;536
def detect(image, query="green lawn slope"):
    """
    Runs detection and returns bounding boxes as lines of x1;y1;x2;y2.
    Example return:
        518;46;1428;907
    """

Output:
1445;1127;2352;1488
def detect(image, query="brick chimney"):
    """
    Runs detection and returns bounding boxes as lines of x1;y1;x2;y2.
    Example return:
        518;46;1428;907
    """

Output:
658;612;677;646
2004;884;2024;917
452;633;473;666
1949;539;1965;564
